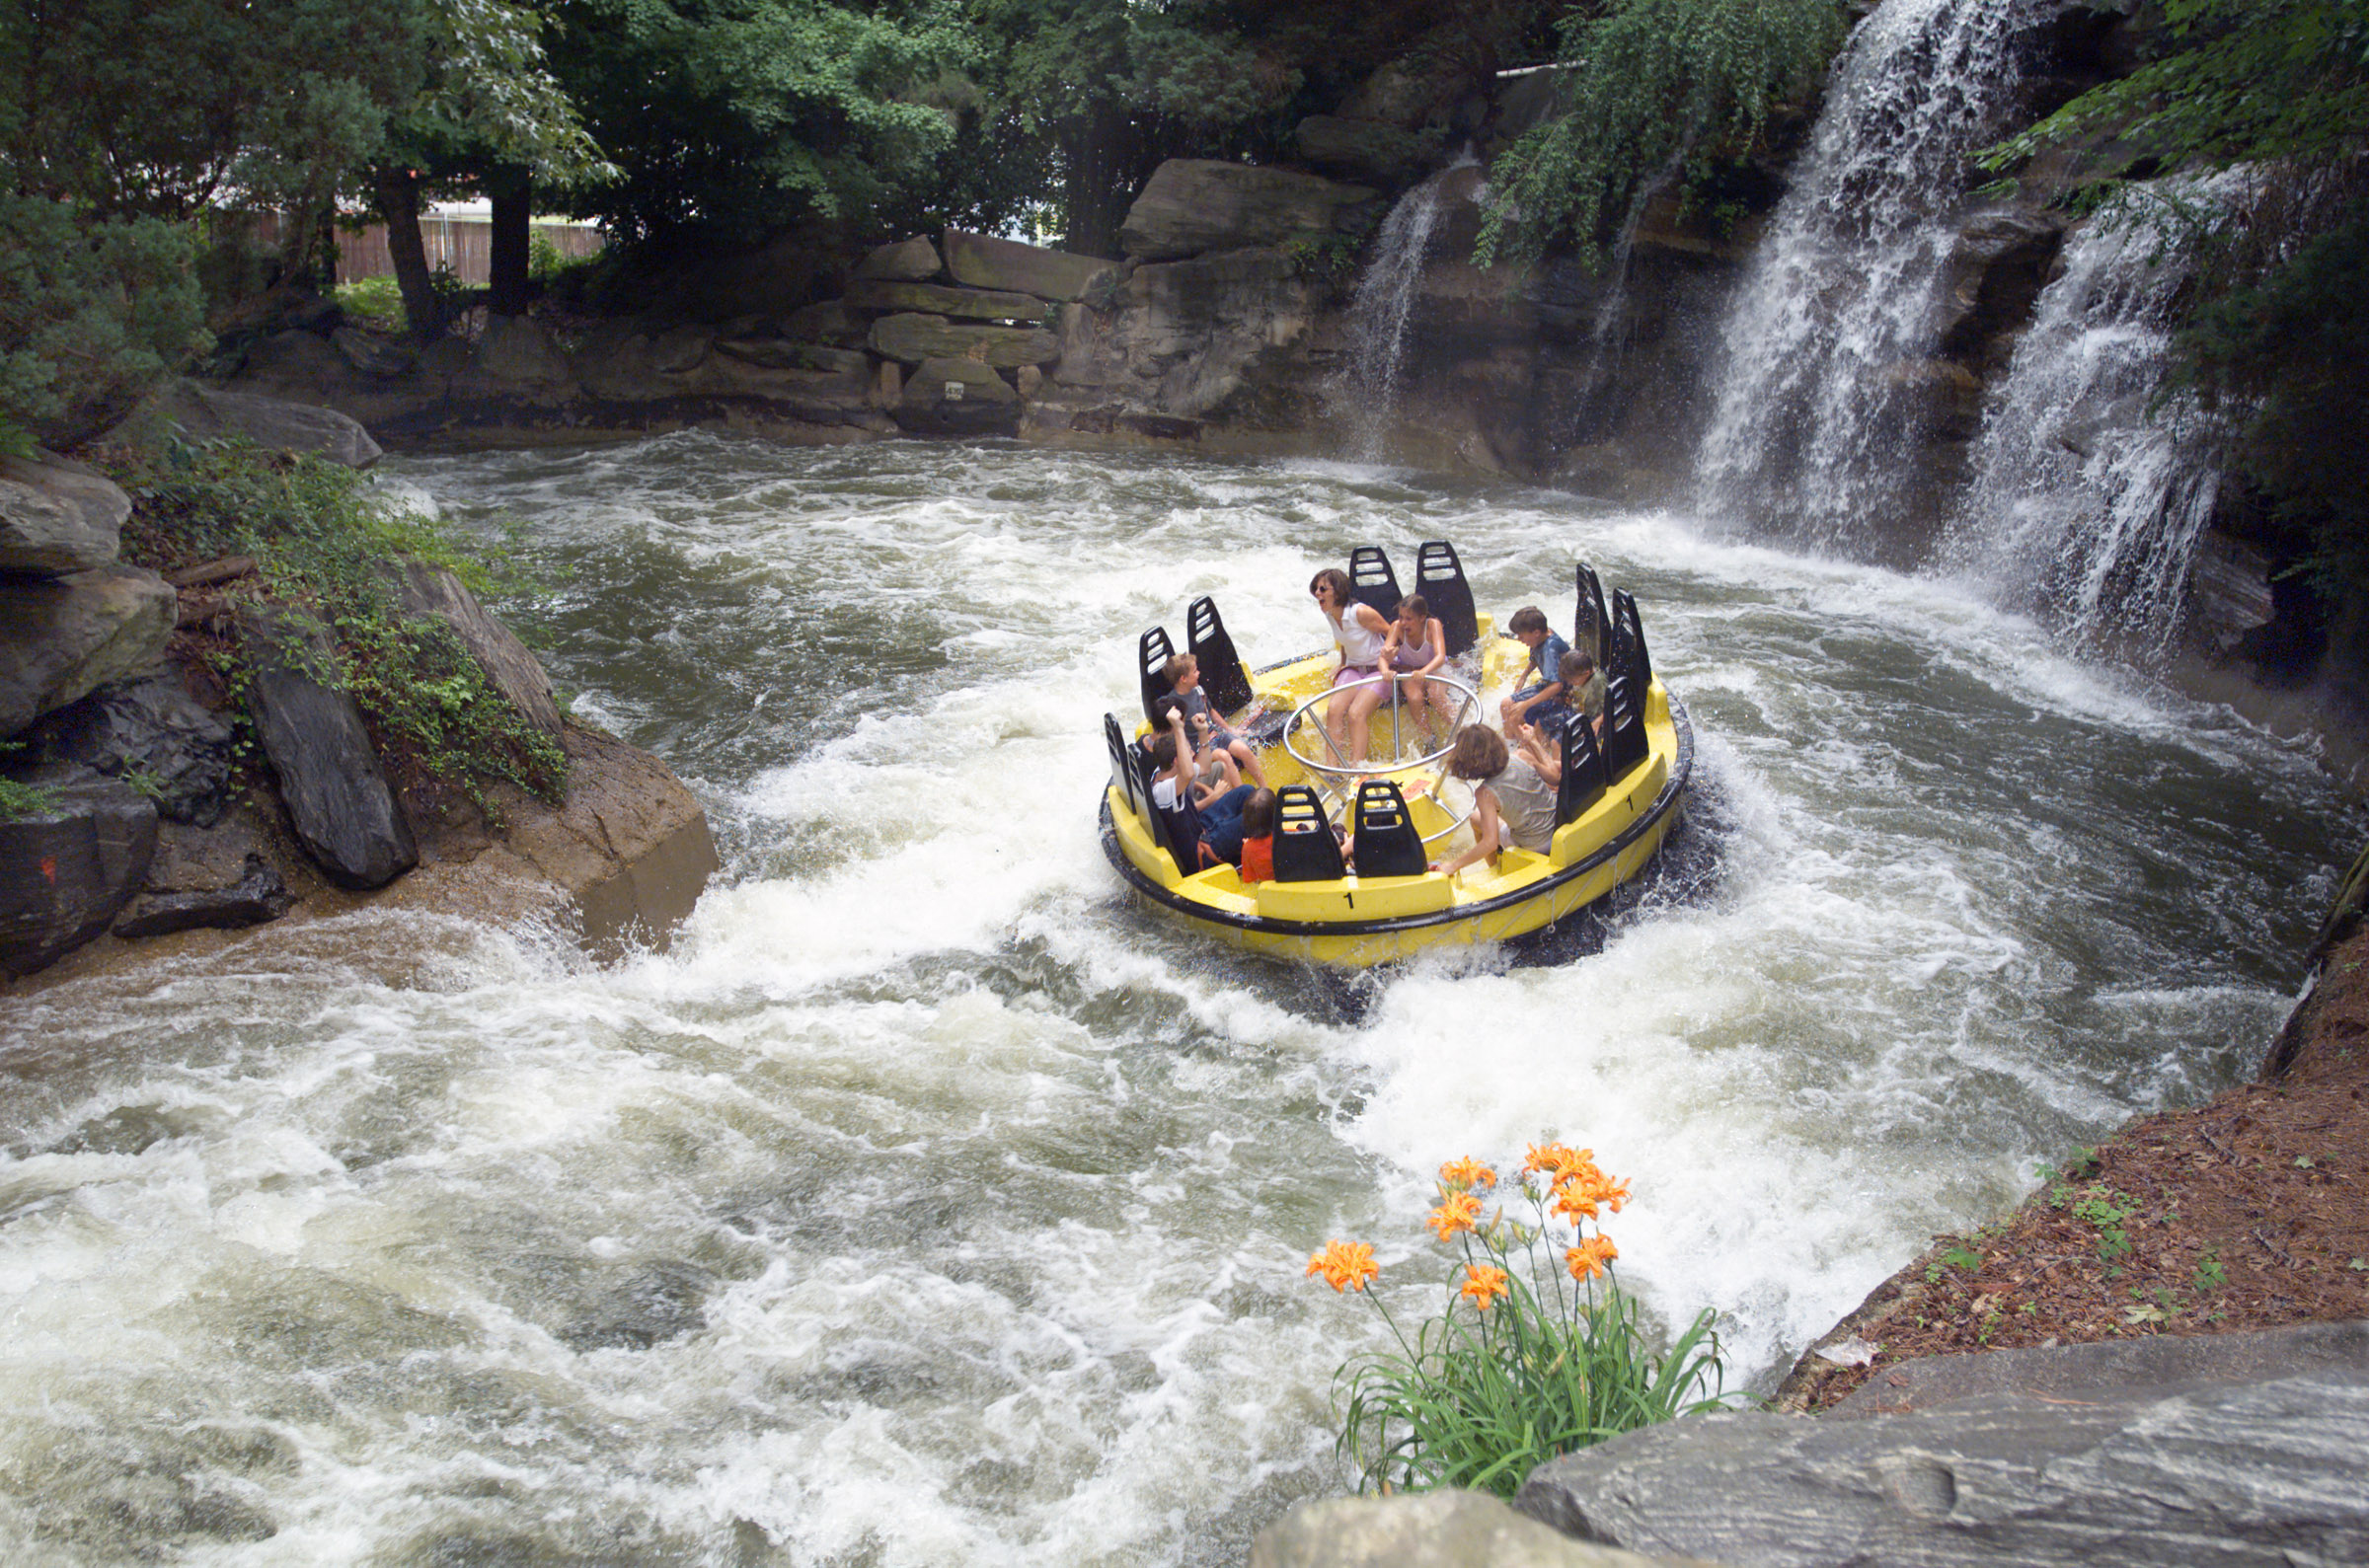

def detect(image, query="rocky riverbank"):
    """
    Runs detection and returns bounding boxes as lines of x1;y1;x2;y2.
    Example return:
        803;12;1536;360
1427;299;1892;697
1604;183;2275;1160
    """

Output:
2;396;718;989
1775;919;2369;1416
1246;890;2369;1567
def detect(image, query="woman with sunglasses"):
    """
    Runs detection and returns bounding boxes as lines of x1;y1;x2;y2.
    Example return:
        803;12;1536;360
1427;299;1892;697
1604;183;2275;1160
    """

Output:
1309;567;1392;767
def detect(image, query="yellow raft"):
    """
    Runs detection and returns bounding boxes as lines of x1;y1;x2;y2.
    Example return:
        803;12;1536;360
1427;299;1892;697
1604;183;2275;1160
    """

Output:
1099;547;1693;967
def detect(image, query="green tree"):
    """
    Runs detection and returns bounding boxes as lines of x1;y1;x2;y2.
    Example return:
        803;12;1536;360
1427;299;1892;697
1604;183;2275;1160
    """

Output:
546;0;974;248
0;196;207;452
1477;0;1846;268
365;0;615;336
0;0;427;448
1983;0;2369;178
969;0;1305;256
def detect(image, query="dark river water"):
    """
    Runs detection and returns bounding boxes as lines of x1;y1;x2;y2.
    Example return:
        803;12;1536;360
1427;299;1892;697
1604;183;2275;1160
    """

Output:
1;435;2356;1565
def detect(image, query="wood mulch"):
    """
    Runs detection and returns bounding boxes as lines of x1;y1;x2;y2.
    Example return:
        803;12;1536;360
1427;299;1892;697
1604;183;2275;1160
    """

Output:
1775;921;2369;1412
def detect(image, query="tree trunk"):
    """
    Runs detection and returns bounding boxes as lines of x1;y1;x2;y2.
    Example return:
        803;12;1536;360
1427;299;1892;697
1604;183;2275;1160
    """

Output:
1060;109;1148;260
488;166;532;317
370;167;447;342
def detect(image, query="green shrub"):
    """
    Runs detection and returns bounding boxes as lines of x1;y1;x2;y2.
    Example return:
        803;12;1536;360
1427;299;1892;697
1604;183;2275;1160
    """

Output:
119;441;566;819
335;275;407;332
1308;1142;1728;1497
1479;0;1847;269
0;194;212;449
0;774;56;821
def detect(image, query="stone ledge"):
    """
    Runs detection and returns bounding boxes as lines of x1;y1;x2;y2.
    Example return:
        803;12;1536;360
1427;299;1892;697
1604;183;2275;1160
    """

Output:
1252;1491;1708;1568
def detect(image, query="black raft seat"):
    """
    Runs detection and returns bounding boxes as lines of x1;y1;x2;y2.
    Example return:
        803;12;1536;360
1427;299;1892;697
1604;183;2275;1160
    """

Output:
1138;625;1177;725
1414;540;1481;657
1348;545;1402;621
1556;709;1609;824
1271;785;1346;882
1599;670;1649;782
1573;561;1611;667
1350;781;1427;878
1609;586;1652;690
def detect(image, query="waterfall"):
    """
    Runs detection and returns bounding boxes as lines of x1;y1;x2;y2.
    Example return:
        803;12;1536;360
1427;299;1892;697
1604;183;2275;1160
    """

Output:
1942;182;2248;650
1693;0;2044;547
1337;163;1466;461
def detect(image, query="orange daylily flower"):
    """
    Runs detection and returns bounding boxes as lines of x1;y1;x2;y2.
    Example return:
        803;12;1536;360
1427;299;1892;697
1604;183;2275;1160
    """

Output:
1426;1191;1483;1241
1552;1169;1631;1222
1438;1157;1496;1191
1307;1239;1380;1293
1521;1142;1597;1182
1566;1234;1619;1282
1461;1264;1510;1310
1552;1177;1601;1222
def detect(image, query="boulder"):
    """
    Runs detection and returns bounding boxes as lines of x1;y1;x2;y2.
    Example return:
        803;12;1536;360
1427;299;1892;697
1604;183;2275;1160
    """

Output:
570;324;715;398
0;564;177;738
393;561;564;738
1338;60;1462;129
1937;207;2065;371
1516;1324;2369;1568
1294;115;1438;187
493;722;721;961
1067;248;1317;416
714;336;871;376
112;852;291;937
1117;160;1378;261
29;672;238;826
0;763;158;977
240;608;418;889
943;230;1118;301
780;299;870;348
1252;1492;1672;1568
331;327;420;379
219;330;355;401
893;357;1022;437
691;357;878;422
471;314;575;389
162;381;384;469
0;450;131;575
868;313;1061;368
110;817;291;938
842;279;1047;322
854;235;944;281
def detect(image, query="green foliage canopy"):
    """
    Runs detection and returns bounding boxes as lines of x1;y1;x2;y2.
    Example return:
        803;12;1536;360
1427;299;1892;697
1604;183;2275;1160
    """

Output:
411;0;615;183
1983;0;2369;178
0;0;427;219
1478;0;1846;268
547;0;974;245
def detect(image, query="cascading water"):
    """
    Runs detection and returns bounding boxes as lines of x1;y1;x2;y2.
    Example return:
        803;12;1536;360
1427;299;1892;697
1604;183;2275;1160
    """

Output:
1693;0;2044;548
1336;163;1467;461
1941;183;2246;649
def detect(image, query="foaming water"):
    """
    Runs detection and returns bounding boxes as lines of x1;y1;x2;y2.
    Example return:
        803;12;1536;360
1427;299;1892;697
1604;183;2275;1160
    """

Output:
2;437;2357;1563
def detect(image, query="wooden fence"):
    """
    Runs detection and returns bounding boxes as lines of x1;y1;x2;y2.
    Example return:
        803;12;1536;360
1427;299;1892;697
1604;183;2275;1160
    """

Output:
244;211;606;284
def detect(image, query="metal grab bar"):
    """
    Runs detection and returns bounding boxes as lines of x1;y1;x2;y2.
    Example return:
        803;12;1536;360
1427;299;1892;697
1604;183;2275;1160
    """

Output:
1279;670;1481;846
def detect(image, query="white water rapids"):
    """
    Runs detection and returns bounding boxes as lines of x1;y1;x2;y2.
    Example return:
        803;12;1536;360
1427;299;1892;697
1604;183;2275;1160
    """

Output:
2;438;2357;1564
